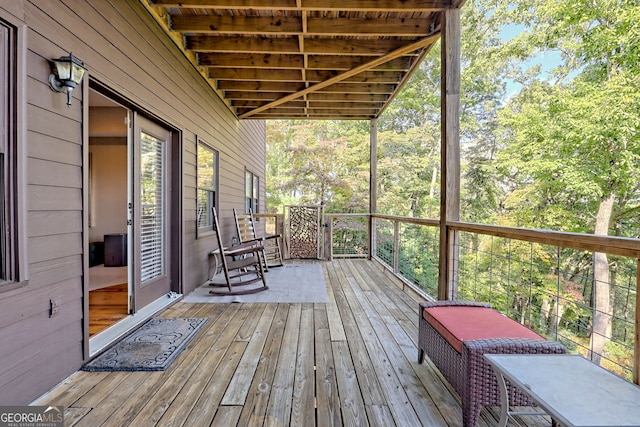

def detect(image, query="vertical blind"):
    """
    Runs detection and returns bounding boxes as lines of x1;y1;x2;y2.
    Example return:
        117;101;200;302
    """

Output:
140;131;165;283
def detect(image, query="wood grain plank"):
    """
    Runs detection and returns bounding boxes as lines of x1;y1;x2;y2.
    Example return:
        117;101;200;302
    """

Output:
342;259;450;426
222;303;277;405
331;341;368;426
290;303;316;426
237;303;289;426
264;303;301;426
326;262;386;406
211;406;243;427
324;263;347;342
181;341;247;427
337;260;422;426
129;304;243;425
30;371;110;408
315;306;341;427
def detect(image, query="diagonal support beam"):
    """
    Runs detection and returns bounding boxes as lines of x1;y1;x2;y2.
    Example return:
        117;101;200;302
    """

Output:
238;33;439;119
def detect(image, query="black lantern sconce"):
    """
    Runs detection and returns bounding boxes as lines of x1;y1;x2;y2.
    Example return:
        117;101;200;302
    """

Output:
49;52;86;107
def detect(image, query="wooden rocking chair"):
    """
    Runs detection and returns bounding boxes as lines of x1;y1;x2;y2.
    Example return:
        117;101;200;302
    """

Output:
208;207;268;296
233;208;284;270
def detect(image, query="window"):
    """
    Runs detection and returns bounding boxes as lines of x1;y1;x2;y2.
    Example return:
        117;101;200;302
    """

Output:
196;141;218;233
245;169;259;214
0;19;25;287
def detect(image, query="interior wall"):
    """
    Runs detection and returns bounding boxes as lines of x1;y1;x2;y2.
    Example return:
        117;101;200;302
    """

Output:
88;141;127;243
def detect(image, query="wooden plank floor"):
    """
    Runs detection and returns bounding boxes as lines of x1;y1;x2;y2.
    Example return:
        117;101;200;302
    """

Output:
34;260;551;427
89;284;129;337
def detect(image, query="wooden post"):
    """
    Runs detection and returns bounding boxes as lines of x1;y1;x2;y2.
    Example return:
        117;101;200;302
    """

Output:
635;258;640;384
369;119;378;259
438;8;461;301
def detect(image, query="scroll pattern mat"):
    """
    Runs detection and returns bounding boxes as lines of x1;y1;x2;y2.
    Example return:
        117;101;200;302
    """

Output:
82;317;209;371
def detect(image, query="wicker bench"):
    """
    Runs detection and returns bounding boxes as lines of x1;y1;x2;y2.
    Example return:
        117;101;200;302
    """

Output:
418;300;566;427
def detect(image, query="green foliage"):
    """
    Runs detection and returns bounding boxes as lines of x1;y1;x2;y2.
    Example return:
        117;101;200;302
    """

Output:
265;0;640;371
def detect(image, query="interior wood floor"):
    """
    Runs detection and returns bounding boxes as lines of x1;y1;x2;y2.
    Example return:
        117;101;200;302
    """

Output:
36;259;551;427
89;284;129;337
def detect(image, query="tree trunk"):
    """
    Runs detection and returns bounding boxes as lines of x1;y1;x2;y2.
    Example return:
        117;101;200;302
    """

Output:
589;193;615;364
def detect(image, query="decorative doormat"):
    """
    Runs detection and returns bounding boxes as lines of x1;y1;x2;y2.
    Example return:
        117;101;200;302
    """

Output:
82;317;209;372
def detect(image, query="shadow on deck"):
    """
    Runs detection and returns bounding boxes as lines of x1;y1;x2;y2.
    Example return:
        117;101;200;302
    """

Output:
34;259;552;426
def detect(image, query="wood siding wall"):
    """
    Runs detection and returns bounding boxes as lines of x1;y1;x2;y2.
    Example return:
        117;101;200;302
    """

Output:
0;0;266;405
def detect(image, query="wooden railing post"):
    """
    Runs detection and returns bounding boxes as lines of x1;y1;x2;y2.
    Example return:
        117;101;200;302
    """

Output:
438;8;461;300
369;119;378;260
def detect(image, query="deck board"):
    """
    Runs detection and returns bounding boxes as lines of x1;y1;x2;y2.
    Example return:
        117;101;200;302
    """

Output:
33;259;550;426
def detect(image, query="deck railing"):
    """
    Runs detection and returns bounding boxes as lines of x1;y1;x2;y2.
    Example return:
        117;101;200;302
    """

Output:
324;213;640;383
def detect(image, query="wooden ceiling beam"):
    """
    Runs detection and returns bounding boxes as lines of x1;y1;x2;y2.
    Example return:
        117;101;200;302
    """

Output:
151;0;448;11
236;107;378;115
218;81;306;92
187;35;301;54
232;100;307;107
300;0;447;10
173;15;434;37
239;34;437;118
307;92;387;102
307;70;402;83
306;17;433;36
317;83;396;93
188;36;428;56
199;53;304;68
224;91;291;100
308;56;413;71
304;38;415;56
171;15;303;34
209;68;303;81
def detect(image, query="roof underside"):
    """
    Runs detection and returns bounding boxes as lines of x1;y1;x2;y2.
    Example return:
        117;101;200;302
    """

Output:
143;0;466;120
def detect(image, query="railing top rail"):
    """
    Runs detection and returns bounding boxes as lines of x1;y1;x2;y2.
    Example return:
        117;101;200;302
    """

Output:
449;221;640;259
321;210;640;258
372;213;440;227
325;213;370;218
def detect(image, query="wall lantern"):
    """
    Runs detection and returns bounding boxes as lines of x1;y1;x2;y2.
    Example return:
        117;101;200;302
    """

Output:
49;52;86;107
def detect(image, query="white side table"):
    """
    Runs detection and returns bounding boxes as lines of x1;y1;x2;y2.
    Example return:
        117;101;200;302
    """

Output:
484;354;640;427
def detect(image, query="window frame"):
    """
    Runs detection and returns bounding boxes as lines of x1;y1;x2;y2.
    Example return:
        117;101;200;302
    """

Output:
196;139;219;238
245;169;259;215
0;17;27;291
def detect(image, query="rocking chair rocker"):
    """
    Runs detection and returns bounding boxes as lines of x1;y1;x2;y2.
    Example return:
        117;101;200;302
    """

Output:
208;207;268;296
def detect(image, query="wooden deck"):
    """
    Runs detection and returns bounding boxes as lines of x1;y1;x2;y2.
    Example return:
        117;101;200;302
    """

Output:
34;259;551;426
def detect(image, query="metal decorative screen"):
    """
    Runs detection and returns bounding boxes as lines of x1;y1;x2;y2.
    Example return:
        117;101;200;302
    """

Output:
285;205;323;259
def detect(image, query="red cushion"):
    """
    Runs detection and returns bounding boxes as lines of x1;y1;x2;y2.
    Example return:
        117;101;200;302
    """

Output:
423;306;543;353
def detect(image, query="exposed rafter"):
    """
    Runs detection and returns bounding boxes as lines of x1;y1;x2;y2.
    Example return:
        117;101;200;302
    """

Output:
143;0;460;119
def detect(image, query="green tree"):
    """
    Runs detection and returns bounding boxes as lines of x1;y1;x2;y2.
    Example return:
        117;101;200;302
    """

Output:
496;0;640;364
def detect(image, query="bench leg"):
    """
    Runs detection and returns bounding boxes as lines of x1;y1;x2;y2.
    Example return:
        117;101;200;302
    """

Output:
418;348;425;364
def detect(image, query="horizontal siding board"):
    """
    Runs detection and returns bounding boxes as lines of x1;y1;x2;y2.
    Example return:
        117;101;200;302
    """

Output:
27;131;82;166
28;211;82;237
28;186;82;211
28;233;82;264
0;283;81;357
0;322;83;405
0;277;81;331
27;158;81;188
29;256;83;289
26;103;82;148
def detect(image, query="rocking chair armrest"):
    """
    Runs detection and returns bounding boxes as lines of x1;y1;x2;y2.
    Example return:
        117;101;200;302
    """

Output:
264;233;282;240
225;241;263;256
241;236;265;244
